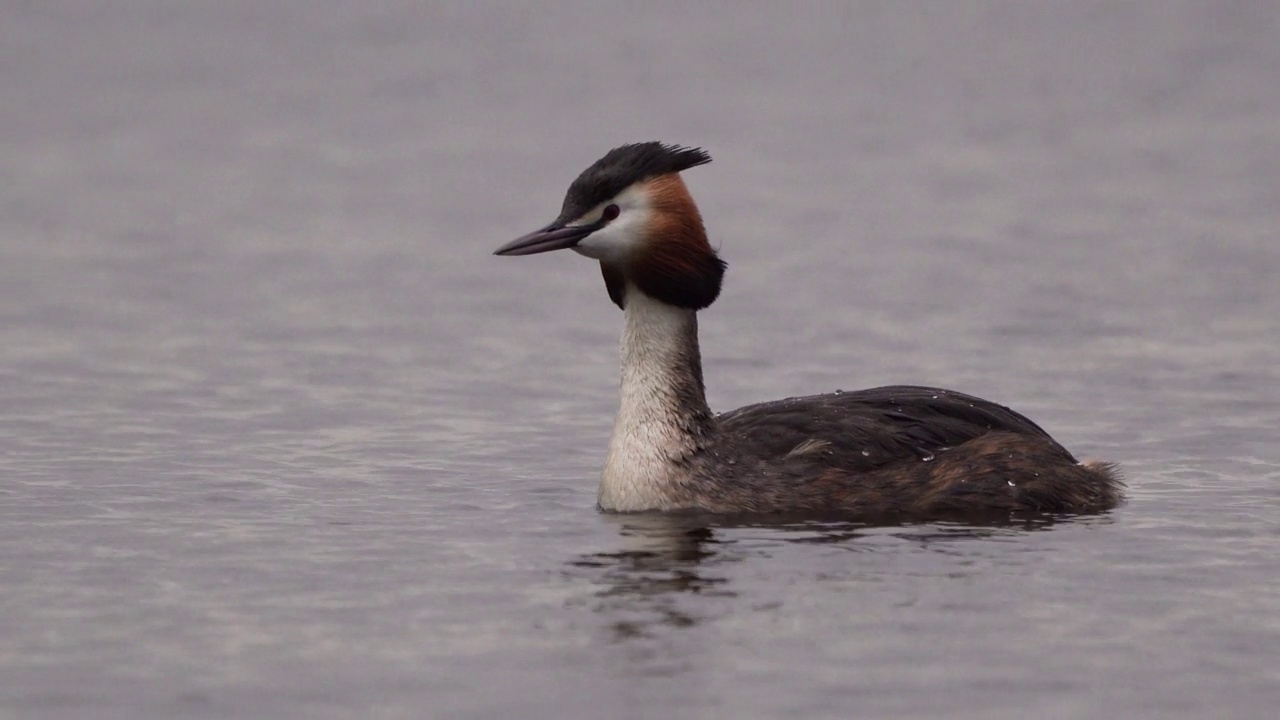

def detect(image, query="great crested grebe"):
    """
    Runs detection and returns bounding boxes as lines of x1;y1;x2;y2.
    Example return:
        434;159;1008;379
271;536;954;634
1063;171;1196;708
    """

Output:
495;142;1123;516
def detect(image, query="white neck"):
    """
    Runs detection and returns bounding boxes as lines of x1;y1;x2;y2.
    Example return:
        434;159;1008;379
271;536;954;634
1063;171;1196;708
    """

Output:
598;287;714;511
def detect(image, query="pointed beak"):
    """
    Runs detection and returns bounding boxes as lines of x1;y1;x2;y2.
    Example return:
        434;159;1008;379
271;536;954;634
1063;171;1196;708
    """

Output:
493;220;601;256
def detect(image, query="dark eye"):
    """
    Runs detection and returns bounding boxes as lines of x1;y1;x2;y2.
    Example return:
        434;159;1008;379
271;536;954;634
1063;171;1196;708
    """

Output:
601;204;620;222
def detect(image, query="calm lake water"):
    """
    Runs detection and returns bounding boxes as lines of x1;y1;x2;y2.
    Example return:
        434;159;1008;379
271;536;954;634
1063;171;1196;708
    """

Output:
3;3;1278;719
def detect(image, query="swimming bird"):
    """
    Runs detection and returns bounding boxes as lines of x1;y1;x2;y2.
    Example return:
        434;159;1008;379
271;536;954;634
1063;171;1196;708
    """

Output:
494;142;1122;517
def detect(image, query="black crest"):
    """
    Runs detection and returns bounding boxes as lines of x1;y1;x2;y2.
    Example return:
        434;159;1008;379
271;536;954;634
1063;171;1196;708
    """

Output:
557;142;711;222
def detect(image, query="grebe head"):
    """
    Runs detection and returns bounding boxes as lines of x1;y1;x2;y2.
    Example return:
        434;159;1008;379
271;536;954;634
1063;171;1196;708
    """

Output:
494;142;726;310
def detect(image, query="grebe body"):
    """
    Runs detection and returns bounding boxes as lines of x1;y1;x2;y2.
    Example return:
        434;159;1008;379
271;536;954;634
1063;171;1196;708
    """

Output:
495;142;1122;516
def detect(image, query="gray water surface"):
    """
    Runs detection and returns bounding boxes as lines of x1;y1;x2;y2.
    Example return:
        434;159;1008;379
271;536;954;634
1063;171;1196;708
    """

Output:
3;3;1279;719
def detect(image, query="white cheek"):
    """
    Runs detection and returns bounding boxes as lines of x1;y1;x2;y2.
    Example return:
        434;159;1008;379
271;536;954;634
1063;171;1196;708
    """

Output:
573;208;649;261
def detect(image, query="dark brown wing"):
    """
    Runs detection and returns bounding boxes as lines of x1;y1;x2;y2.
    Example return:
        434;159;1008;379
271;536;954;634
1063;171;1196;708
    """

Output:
715;385;1067;471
